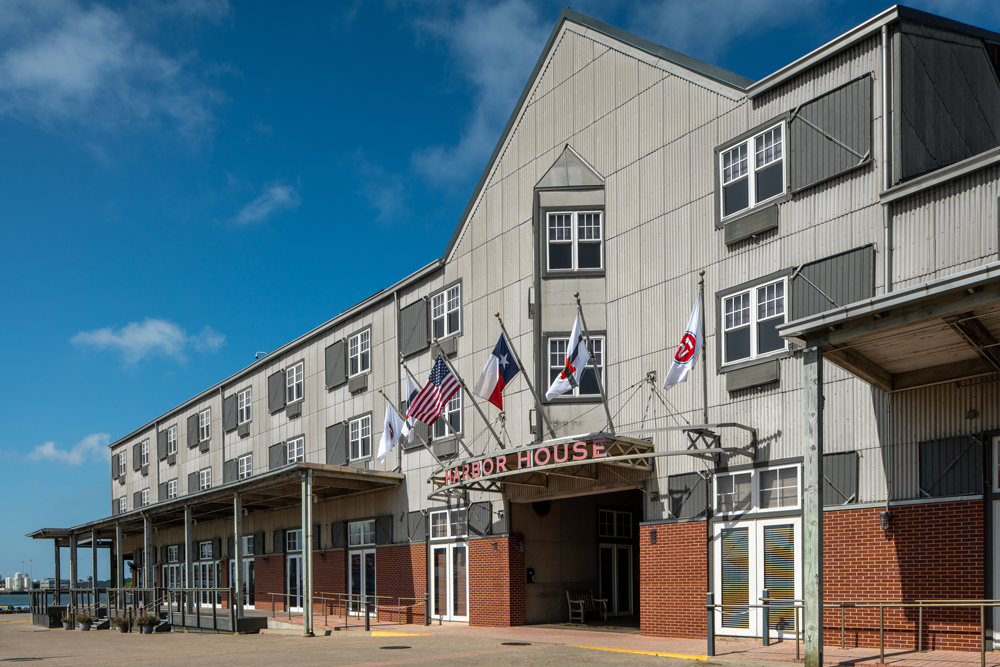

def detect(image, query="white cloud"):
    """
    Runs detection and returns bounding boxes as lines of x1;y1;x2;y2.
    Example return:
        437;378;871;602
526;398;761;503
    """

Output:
235;181;301;225
72;317;226;365
0;0;221;137
354;151;407;221
28;433;110;466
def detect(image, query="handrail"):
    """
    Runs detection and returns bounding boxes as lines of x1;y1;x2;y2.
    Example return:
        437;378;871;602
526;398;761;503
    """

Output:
261;590;429;629
165;587;235;633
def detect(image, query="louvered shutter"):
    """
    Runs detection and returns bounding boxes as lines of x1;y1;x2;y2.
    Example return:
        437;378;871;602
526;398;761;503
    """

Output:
326;423;347;466
157;430;167;461
720;527;750;629
112;453;118;480
228;536;234;559
253;532;264;556
187;472;199;495
273;529;286;554
223;395;237;432
268;443;286;470
158;483;167;502
268;370;286;414
223;458;237;483
763;524;796;632
187;414;199;447
331;522;345;549
133;491;141;510
325;341;347;389
192;541;199;562
375;515;392;545
313;524;321;551
212;538;221;560
398;300;429;357
160;546;168;565
133;443;141;471
112;499;118;516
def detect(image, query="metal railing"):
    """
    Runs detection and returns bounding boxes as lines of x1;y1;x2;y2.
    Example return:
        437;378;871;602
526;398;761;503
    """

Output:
706;592;1000;667
262;591;429;630
29;588;109;625
165;587;235;633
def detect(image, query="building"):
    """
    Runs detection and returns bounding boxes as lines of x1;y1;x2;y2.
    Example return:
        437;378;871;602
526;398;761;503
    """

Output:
29;5;1000;663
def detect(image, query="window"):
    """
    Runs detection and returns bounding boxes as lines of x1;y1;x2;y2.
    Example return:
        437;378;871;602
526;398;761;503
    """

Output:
432;285;461;339
548;336;603;397
199;467;212;491
286;361;304;403
721;122;785;218
199;541;212;560
348;520;375;547
118;451;126;477
167;479;177;499
430;508;468;539
118;497;127;514
286;436;305;464
715;465;800;515
723;278;787;364
237;387;252;424
348;330;370;377
141;488;149;507
238;454;253;479
546;211;603;271
242;535;254;556
433;393;461;439
140;439;149;467
166;425;178;455
349;415;371;461
198;408;211;442
167;546;179;563
598;509;632;539
286;529;302;552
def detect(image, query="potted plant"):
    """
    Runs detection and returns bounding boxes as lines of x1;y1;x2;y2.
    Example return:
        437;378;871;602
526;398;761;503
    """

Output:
61;610;74;631
77;611;93;631
113;615;130;633
137;613;158;634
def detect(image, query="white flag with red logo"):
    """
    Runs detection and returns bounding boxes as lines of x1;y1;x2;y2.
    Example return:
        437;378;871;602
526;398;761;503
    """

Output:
662;294;703;391
545;315;591;400
377;401;405;463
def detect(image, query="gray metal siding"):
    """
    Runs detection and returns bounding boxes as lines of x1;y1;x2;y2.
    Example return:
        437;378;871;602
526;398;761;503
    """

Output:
667;472;708;519
790;245;875;320
789;75;871;192
823;451;858;505
325;341;347;389
919;435;983;497
398;300;428;357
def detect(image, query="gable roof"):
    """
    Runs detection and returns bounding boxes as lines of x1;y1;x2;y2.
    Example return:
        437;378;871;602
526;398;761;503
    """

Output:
536;145;605;189
440;7;753;263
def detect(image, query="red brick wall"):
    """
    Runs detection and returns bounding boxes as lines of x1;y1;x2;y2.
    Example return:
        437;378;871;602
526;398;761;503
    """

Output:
823;501;984;651
254;555;285;612
469;535;525;627
312;549;346;615
640;521;707;639
374;543;427;622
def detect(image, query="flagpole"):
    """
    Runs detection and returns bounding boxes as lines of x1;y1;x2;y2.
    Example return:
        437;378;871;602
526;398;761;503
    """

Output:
377;388;442;467
432;339;506;450
575;292;616;434
495;313;557;440
699;269;709;425
398;356;478;462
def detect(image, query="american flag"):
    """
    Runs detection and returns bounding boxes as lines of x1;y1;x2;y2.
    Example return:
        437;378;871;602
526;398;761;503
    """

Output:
406;355;460;425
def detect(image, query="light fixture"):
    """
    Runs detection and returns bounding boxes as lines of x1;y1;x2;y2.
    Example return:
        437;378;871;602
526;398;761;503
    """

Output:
879;510;893;531
255;351;267;360
967;409;978;420
517;540;524;553
492;541;497;553
650;529;657;545
242;508;248;516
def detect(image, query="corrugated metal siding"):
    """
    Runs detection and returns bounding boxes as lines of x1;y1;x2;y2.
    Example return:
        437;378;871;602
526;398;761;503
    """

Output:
790;245;875;320
667;472;709;518
824;451;859;505
918;435;983;497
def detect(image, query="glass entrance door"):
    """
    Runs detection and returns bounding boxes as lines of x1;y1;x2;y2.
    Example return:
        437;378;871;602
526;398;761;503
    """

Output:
598;543;632;616
229;558;255;609
349;550;376;616
431;543;468;621
194;562;218;606
286;555;303;612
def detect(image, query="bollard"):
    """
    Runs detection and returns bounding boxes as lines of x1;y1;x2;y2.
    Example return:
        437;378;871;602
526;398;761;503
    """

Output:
761;589;769;647
364;600;370;632
424;593;430;626
706;593;715;657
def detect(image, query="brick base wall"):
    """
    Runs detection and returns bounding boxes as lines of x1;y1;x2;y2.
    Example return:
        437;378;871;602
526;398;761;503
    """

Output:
254;555;285;612
469;535;524;627
640;521;707;639
374;543;427;622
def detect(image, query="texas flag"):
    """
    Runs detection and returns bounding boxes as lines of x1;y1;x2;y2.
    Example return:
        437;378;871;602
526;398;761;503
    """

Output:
473;334;521;409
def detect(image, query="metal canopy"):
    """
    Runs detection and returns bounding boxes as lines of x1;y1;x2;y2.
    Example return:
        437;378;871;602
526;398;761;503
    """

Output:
779;261;1000;392
26;463;403;542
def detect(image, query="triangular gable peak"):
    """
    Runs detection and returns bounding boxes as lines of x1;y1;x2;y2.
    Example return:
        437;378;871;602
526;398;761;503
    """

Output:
536;145;604;189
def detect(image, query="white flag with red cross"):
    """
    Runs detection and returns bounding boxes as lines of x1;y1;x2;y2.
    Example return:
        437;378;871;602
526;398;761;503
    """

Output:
662;294;704;391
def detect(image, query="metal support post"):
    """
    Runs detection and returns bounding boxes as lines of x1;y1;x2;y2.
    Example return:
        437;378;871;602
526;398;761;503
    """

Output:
400;358;477;462
234;492;244;621
115;523;124;612
802;346;824;667
365;600;370;632
302;471;314;636
90;529;98;606
183;505;192;613
761;589;769;647
495;314;557;439
53;539;61;606
433;340;506;449
70;533;78;610
706;592;715;657
143;513;153;592
574;292;615;433
424;593;430;626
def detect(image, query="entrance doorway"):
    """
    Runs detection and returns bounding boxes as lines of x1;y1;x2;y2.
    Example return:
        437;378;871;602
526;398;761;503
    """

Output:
991;436;1000;635
432;543;469;621
599;543;632;616
349;550;376;616
286;554;303;612
230;558;255;609
194;561;219;606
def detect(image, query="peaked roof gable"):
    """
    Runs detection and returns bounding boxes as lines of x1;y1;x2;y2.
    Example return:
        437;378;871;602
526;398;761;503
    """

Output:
536;145;604;189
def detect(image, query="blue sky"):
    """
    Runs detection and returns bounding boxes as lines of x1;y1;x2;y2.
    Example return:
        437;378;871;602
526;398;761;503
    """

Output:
1;0;997;581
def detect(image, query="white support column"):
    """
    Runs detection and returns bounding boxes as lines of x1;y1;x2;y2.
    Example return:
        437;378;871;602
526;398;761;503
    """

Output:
183;504;192;611
234;492;244;620
803;346;824;667
301;471;314;636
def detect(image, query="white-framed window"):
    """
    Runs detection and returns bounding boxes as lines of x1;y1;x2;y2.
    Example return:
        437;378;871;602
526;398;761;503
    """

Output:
167;546;179;563
199;541;212;560
286;361;304;403
238;454;253;479
237;387;252;424
286;436;305;463
722;278;787;364
348;330;371;377
348;520;375;547
118;451;126;477
199;467;212;491
433;393;461;439
349;415;371;461
242;535;254;556
548;336;603;397
118;497;127;514
167;479;177;499
720;122;785;219
141;488;149;507
715;464;800;515
546;211;603;272
140;439;149;467
286;529;302;552
198;408;211;442
431;285;461;339
166;425;178;455
597;509;632;539
429;508;468;540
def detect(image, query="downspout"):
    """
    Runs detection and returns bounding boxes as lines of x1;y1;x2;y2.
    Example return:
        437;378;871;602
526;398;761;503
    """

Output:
881;24;893;294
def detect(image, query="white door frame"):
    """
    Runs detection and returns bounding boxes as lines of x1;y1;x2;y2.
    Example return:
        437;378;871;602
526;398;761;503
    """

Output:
598;543;633;616
229;557;255;610
430;542;469;622
286;554;303;613
194;561;220;607
348;549;376;617
992;437;1000;635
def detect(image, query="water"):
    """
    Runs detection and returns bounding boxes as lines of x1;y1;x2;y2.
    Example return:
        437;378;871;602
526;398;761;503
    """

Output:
0;593;31;606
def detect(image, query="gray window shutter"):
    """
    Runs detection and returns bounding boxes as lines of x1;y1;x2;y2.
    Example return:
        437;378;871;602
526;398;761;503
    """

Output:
112;499;118;516
160;546;167;564
223;458;237;484
268;443;286;470
187;471;199;495
223;395;237;432
158;482;167;502
824;451;859;505
112;453;118;480
254;532;265;556
331;522;345;549
133;491;141;509
325;341;347;389
375;514;392;545
192;541;199;561
789;74;871;192
668;472;709;519
178;542;185;563
273;529;286;554
187;414;199;447
228;536;234;559
133;443;141;471
469;502;492;536
313;524;321;551
407;511;426;542
920;435;983;497
790;245;875;320
268;370;286;414
398;300;429;357
157;430;167;461
326;423;347;466
212;537;221;560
